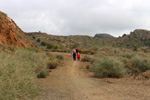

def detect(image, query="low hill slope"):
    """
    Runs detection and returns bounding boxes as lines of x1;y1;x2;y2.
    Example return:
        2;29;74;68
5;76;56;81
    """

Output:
0;11;37;48
26;29;150;52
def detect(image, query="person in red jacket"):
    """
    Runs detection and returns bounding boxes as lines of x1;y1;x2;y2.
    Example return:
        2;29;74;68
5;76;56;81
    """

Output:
77;52;81;61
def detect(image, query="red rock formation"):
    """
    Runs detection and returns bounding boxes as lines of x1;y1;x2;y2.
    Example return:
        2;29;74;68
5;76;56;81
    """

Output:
0;11;37;48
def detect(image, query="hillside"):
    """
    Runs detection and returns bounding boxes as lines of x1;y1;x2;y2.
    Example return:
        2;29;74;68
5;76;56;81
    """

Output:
112;29;150;48
0;11;37;48
26;33;115;54
26;29;150;53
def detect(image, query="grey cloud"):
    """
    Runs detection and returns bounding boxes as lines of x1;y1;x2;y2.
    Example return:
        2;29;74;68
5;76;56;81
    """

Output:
0;0;150;37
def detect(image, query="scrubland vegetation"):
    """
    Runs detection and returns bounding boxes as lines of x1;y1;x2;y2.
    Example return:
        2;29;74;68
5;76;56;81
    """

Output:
29;34;102;54
89;46;150;78
0;44;65;100
28;32;150;79
0;46;49;100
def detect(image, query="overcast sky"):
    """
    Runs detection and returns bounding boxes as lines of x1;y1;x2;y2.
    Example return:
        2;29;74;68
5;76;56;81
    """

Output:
0;0;150;37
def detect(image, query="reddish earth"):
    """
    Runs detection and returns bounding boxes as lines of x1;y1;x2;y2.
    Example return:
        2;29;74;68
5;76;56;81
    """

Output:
0;11;36;48
37;52;150;100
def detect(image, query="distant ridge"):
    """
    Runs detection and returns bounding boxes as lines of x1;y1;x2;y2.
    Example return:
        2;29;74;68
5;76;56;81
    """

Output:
94;33;115;38
25;32;47;36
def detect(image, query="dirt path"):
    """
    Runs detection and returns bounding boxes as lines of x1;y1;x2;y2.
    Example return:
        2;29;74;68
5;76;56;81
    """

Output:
37;52;150;100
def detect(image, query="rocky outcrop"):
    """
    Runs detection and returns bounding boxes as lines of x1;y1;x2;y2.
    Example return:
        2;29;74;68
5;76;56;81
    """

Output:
0;11;37;48
129;29;150;40
94;33;115;38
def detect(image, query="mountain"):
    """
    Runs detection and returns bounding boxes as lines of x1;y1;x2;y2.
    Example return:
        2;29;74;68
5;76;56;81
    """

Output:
0;11;37;48
94;33;115;38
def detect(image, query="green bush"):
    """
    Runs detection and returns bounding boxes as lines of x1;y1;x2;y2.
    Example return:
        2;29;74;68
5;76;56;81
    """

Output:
36;38;40;42
37;71;48;78
32;36;36;39
46;43;54;49
133;45;138;51
91;56;126;78
41;41;46;46
56;54;64;60
130;56;150;72
47;60;58;69
54;45;59;49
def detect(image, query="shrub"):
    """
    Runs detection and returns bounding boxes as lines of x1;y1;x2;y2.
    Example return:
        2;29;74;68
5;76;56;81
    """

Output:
56;54;64;60
54;45;59;49
32;36;36;39
36;38;40;42
41;41;46;46
129;56;150;72
133;45;138;51
47;60;58;69
81;56;91;62
37;71;48;78
46;43;54;49
114;50;117;54
91;56;126;78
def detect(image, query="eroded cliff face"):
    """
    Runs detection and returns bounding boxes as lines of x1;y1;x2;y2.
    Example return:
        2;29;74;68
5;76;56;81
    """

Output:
0;11;37;48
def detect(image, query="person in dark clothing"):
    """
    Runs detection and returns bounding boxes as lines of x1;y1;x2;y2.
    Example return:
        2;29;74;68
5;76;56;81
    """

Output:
76;49;79;53
73;51;76;61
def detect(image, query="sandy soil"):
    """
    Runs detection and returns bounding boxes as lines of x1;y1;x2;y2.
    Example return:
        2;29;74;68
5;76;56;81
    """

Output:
37;52;150;100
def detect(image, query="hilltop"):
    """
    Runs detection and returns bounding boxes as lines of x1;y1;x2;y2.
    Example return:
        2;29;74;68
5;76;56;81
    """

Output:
112;29;150;48
0;11;37;48
94;33;115;38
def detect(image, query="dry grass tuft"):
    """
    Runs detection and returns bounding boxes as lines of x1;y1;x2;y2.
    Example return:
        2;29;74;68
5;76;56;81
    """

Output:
0;48;48;100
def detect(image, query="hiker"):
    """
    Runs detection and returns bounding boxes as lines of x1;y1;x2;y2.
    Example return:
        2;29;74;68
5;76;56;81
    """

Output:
76;49;79;53
71;51;73;56
73;50;76;61
77;52;81;61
